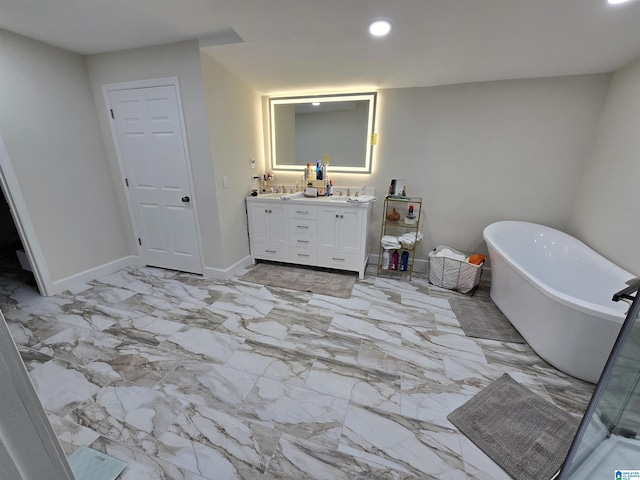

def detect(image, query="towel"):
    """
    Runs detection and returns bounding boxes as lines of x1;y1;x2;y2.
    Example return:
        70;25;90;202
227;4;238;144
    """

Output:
280;192;304;200
435;248;467;262
399;232;423;243
381;235;401;249
346;195;376;205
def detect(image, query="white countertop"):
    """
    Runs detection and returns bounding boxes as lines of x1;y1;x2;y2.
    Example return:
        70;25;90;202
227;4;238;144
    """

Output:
246;192;376;206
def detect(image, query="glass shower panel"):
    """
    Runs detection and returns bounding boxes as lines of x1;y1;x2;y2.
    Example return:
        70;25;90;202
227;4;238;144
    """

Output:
559;293;640;478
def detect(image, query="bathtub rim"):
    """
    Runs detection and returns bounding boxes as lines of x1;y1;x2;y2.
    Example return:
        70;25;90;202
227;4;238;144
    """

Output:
483;220;630;324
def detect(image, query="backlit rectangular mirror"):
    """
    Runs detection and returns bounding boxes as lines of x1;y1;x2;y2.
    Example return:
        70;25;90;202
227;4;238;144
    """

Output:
269;92;377;174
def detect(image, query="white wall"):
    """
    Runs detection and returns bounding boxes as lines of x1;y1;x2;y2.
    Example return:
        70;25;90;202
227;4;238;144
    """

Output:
568;58;640;276
86;41;226;272
199;51;264;270
372;75;611;259
270;74;611;263
0;29;128;282
0;26;628;283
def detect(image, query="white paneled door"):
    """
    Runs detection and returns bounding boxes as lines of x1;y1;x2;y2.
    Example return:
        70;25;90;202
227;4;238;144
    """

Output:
109;85;202;274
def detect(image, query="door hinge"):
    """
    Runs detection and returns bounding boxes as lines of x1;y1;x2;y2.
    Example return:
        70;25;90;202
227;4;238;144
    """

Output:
138;238;142;246
110;109;114;119
125;178;129;187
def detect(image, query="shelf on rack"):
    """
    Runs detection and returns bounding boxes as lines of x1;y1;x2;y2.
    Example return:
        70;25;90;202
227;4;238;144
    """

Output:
377;196;423;281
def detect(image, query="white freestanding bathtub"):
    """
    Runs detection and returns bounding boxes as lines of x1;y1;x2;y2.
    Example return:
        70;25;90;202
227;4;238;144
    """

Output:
483;221;633;383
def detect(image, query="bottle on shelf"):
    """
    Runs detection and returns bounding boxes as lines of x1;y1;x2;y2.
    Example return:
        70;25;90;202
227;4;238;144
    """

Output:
391;250;399;270
305;163;312;183
400;251;409;271
382;249;390;269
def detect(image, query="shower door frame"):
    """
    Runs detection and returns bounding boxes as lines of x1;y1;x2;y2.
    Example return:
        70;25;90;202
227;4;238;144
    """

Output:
558;285;640;478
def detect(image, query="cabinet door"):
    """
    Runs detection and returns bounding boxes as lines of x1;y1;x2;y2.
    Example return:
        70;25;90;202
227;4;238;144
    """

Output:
317;206;340;250
248;202;287;245
318;206;362;253
268;204;287;245
248;202;271;243
337;208;362;253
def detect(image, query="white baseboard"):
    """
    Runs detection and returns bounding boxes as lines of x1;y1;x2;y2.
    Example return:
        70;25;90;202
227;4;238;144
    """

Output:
203;255;252;280
48;255;141;296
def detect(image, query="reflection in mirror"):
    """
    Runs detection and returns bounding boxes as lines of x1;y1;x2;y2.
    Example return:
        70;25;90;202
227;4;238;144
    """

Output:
269;92;377;174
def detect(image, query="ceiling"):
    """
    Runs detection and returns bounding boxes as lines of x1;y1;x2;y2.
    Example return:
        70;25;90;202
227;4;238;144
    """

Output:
2;0;640;94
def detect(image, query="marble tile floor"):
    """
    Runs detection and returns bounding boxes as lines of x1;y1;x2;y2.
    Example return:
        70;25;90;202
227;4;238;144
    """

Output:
0;263;595;479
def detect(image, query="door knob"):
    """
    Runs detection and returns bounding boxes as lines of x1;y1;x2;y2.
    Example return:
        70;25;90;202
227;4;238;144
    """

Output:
181;196;190;203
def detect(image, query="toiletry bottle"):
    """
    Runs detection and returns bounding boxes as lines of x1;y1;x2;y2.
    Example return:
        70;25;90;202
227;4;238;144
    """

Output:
400;251;409;271
382;249;390;269
316;160;322;180
391;250;399;270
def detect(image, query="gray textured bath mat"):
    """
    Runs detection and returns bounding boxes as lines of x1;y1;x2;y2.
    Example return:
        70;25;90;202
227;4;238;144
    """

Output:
238;262;356;298
448;374;580;480
450;298;525;343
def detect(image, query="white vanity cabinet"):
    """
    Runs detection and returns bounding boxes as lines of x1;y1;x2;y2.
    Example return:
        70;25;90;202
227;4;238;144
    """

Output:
246;196;372;279
246;201;288;260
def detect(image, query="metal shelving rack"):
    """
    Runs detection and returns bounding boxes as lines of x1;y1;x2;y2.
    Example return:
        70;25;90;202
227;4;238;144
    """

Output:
377;196;422;281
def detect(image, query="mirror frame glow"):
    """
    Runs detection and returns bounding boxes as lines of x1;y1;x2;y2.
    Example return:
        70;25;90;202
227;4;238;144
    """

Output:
269;92;377;174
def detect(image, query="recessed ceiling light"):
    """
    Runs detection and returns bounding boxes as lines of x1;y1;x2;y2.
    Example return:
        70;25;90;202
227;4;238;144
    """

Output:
312;102;320;106
369;20;392;37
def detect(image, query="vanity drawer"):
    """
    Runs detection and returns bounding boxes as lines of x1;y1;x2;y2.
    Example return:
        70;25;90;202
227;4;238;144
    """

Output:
290;234;317;249
318;250;359;270
289;218;317;235
288;205;317;220
290;248;317;265
251;242;287;260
